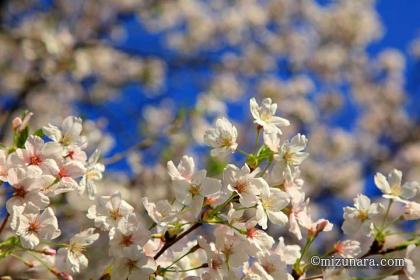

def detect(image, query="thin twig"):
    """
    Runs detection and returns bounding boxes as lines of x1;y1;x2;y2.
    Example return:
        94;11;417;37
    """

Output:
153;222;202;260
103;138;154;165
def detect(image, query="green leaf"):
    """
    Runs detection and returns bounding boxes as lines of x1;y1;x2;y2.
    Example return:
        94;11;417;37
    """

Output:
0;236;19;248
256;145;273;161
246;154;259;170
33;128;45;137
13;126;29;148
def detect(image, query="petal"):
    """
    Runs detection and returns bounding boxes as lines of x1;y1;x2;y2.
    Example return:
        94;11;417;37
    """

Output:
268;210;288;225
374;172;391;194
201;177;222;196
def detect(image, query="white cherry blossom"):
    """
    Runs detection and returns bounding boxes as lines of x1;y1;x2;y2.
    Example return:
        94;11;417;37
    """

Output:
87;192;134;231
255;186;289;229
43;116;87;147
45;158;85;195
79;149;104;199
109;213;150;257
9;135;61;174
223;164;266;207
250;252;290;280
342;194;382;236
167;155;221;211
6;168;50;213
111;247;157;280
403;202;420;220
374;169;419;203
56;228;99;274
204;117;238;157
273;134;309;170
273;237;301;265
10;205;61;249
250;97;290;136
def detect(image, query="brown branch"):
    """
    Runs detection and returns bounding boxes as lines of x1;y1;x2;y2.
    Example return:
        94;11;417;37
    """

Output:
153;222;202;260
103;138;154;165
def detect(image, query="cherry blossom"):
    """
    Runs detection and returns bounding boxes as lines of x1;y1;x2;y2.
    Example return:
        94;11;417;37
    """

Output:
204;117;238;158
250;98;290;136
87;192;134;231
10;205;61;249
56;228;99;274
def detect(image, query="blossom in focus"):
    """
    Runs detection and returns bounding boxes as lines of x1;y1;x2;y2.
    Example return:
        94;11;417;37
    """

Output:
167;155;222;214
109;213;150;257
10;205;61;249
374;169;419;203
56;228;99;274
6;168;50;213
87;192;134;231
9;135;61;174
250;98;290;136
342;194;381;236
223;164;266;207
255;185;289;229
204;117;238;158
43;116;87;147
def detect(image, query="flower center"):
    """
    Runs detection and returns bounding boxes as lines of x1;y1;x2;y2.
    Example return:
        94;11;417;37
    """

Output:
390;185;401;196
65;150;75;160
120;234;134;247
283;150;294;165
357;210;368;221
262;198;272;210
189;184;201;196
246;227;257;238
27;219;40;233
126;259;137;272
234;180;247;193
29;155;42;165
109;209;122;220
58;168;68;178
220;137;233;148
69;242;85;254
222;244;233;256
14;186;27;198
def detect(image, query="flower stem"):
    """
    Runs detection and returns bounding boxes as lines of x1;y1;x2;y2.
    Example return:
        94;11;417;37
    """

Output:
153;222;202;260
163;243;200;271
165;263;208;273
379;200;393;231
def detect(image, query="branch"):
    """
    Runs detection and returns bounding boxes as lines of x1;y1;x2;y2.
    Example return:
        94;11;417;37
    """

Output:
153;222;202;260
103;138;154;165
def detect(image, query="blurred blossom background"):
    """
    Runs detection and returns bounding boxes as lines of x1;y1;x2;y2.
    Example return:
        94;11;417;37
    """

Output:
1;0;420;278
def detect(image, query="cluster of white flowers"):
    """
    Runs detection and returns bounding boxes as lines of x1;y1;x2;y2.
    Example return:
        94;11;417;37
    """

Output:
0;99;419;279
0;114;104;278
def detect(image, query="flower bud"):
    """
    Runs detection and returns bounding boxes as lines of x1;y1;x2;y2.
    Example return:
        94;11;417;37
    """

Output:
12;117;22;131
43;247;57;256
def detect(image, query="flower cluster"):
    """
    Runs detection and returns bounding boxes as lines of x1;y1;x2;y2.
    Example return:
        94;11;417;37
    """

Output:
0;114;104;278
0;98;419;280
